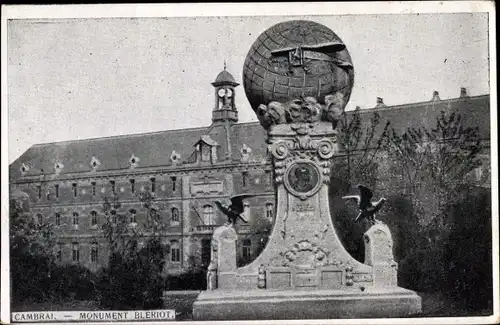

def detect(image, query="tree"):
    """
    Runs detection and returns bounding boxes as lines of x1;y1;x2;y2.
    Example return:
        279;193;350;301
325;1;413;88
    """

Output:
334;107;391;190
385;109;491;314
96;188;169;310
329;108;391;261
386;109;482;226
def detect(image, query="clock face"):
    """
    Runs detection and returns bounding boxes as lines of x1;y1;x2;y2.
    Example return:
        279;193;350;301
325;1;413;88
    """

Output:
226;88;233;97
218;88;226;97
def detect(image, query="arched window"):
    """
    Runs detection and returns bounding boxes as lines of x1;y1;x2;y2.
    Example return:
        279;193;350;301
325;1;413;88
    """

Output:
55;213;61;226
91;242;98;263
72;242;80;262
242;239;252;262
36;213;43;225
72;212;79;226
203;205;214;225
171;207;179;223
243;202;250;220
266;203;274;220
110;210;117;223
129;209;137;223
56;243;63;262
91;211;98;226
170;240;180;262
150;208;157;221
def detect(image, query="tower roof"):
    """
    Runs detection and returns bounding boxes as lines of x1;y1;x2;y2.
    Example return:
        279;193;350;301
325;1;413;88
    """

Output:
212;69;239;87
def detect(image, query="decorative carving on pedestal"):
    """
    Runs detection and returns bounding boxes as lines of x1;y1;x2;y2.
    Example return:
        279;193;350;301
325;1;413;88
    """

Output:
194;20;421;320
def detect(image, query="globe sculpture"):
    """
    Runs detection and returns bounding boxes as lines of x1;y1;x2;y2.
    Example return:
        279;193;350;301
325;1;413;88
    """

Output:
242;20;354;130
194;20;422;321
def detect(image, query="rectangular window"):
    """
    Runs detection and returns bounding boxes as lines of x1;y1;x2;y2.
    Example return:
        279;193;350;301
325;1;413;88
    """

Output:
91;182;96;196
203;205;214;225
37;185;42;199
72;183;77;197
201;239;211;266
171;241;180;262
129;210;137;223
242;172;248;187
55;184;59;198
91;211;98;226
72;243;80;262
110;180;116;194
171;207;180;223
266;203;274;220
91;244;98;263
57;243;63;262
242;239;251;262
171;176;177;192
130;179;135;193
150;178;156;193
72;212;79;226
55;213;61;226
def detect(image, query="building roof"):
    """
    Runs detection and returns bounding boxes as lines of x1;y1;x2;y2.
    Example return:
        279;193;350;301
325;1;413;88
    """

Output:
9;93;490;181
212;69;239;86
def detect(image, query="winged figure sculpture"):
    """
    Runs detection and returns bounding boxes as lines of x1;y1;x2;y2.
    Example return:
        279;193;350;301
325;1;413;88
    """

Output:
214;194;254;226
342;185;386;224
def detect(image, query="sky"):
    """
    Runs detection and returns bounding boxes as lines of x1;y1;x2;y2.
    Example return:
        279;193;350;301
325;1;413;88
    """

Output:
6;12;490;163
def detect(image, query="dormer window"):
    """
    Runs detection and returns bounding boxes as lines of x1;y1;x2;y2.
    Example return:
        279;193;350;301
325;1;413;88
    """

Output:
170;150;181;165
90;156;101;170
195;136;219;164
129;154;140;168
201;145;211;162
54;162;64;174
20;163;30;176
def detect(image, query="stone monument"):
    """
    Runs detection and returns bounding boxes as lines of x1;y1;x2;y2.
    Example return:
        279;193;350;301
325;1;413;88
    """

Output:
193;20;421;320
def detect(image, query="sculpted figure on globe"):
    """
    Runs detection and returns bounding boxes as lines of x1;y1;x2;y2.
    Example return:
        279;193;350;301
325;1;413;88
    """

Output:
243;20;354;130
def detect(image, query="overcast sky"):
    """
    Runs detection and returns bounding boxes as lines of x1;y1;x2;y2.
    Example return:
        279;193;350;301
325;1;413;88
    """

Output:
7;13;490;163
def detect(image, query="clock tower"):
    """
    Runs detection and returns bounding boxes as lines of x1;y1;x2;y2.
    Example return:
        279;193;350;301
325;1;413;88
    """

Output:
211;64;239;123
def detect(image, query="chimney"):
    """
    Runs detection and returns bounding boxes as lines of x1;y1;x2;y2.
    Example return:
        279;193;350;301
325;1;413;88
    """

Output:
375;97;386;108
431;90;440;101
460;87;468;98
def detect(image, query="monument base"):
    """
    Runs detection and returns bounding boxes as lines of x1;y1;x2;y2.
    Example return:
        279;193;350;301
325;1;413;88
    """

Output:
193;287;422;320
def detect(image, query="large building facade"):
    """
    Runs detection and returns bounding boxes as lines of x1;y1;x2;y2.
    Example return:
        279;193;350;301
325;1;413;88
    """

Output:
9;68;491;273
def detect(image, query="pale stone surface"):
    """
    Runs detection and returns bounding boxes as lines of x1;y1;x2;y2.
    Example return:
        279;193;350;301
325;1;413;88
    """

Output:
193;122;422;320
194;287;422;320
364;223;398;286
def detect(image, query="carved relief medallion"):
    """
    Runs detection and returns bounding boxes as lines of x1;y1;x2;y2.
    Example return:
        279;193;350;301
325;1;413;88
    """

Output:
284;161;321;199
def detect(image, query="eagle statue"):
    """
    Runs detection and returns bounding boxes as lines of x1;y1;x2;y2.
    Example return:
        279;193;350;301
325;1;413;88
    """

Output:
342;185;386;224
213;194;254;226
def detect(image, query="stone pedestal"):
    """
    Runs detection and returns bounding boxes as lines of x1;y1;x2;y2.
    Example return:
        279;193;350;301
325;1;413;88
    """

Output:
193;123;421;320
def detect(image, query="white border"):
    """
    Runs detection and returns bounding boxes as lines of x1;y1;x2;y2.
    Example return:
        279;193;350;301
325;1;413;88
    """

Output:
1;2;497;325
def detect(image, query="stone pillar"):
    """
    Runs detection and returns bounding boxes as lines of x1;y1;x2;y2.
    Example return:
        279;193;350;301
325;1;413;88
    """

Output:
364;223;398;286
207;224;238;290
